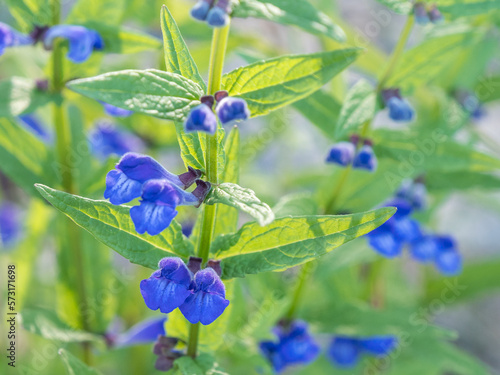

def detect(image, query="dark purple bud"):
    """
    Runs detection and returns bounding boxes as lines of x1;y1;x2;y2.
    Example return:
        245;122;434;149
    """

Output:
413;3;430;25
29;25;49;44
428;5;443;23
206;259;222;277
192;180;212;207
178;166;203;189
214;90;229;102
35;79;49;92
363;138;373;147
187;256;203;274
200;95;215;109
381;88;402;103
349;134;360;146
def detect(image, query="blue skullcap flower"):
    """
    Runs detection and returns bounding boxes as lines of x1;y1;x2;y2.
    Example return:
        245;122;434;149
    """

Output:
191;0;212;21
184;104;218;135
207;6;230;28
259;341;286;373
104;152;183;205
433;236;462;275
0;202;22;248
410;234;438;262
359;336;398;356
102;102;134;118
43;25;104;63
18;114;53;144
387;97;415;122
140;257;193;314
179;267;230;325
386;198;413;219
326;142;356;167
368;223;403;258
327;336;360;368
396;180;427;211
130;179;198;235
114;316;167;347
89;122;145;159
392;217;422;243
0;22;33;56
413;3;430;25
216;97;250;125
353;145;377;172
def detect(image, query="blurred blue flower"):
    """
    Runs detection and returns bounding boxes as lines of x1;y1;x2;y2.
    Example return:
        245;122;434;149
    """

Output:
130;179;199;235
0;22;33;56
410;235;439;262
326;142;356;167
260;320;319;372
413;3;430;25
353;145;377;172
328;335;397;369
0;202;22;248
179;267;230;325
140;257;193;314
184;104;218;135
396;179;427;211
216;97;250;125
433;235;462;275
207;0;230;28
104;153;183;205
428;5;443;23
191;0;213;21
18;114;53;144
89;122;145;159
113;316;167;347
43;25;104;63
387;97;415;122
102;102;134;118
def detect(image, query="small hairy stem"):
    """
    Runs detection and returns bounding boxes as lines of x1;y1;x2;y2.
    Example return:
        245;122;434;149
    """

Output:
285;261;315;320
187;22;231;359
51;0;92;364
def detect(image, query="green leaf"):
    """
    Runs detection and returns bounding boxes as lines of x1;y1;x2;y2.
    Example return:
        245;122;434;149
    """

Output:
205;183;274;227
96;25;162;54
436;0;500;18
20;308;101;343
67;69;204;121
334;80;377;139
35;184;194;269
214;126;241;238
222;49;360;117
426;171;500;191
211;207;396;279
66;0;127;25
273;193;319;217
375;0;413;14
232;0;345;41
372;129;500;173
293;89;341;141
160;5;206;90
4;0;51;32
476;75;500;103
0;77;54;117
59;349;102;375
0;118;56;196
171;353;227;375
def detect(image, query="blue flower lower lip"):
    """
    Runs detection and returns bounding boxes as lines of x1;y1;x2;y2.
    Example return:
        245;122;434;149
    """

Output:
43;25;103;63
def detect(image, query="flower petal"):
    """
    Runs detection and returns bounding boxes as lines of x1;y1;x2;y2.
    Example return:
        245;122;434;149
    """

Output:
130;201;178;236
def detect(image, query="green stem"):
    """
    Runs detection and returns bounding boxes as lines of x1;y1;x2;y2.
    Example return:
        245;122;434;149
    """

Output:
285;261;314;320
377;15;415;92
324;165;352;215
186;22;231;359
51;0;92;364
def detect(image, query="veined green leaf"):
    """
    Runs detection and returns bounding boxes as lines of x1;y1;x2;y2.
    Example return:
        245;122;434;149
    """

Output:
0;77;54;117
67;69;204;121
59;349;102;375
205;183;274;227
334;79;377;139
211;208;395;279
20;308;101;343
232;0;345;41
4;0;51;32
35;184;194;269
222;49;360;117
436;0;500;18
375;0;413;14
160;5;206;90
273;193;319;217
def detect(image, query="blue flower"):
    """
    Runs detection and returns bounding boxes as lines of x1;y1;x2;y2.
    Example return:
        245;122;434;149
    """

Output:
140;257;193;314
326;142;356;167
0;202;22;248
89;122;145;159
353;145;377;172
410;235;438;262
104;153;183;205
184;104;218;135
18;114;53;144
114;316;167;347
260;320;319;372
396;179;427;211
328;335;397;369
216;97;250;125
0;22;32;56
43;25;104;63
191;0;212;21
179;267;230;325
413;3;430;25
102;102;134;118
207;4;230;28
433;236;462;275
387;97;415;122
130;179;198;236
368;223;404;258
428;5;443;23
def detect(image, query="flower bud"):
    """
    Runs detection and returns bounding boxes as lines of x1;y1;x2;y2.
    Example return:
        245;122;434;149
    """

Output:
184;104;218;134
191;0;213;21
353;145;377;172
216;97;250;125
325;142;356;167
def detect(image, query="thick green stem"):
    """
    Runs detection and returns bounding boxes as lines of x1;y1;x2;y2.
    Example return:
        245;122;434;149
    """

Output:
186;22;231;359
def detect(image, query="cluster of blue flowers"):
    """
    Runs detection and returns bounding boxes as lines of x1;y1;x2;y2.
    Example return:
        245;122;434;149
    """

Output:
414;2;443;25
185;91;250;134
382;88;415;122
259;320;320;373
141;257;230;325
326;136;378;172
104;152;209;235
0;22;103;63
0;202;22;249
327;335;398;368
191;0;231;28
367;179;462;275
